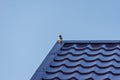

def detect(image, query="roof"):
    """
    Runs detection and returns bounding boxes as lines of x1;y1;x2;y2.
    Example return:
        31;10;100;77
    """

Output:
31;40;120;80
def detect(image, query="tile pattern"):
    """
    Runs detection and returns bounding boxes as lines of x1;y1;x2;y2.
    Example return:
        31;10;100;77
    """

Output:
32;41;120;80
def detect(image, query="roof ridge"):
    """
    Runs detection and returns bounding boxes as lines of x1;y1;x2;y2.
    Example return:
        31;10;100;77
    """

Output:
63;40;120;43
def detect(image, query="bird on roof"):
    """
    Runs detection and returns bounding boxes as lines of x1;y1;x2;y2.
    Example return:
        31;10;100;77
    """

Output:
58;35;63;43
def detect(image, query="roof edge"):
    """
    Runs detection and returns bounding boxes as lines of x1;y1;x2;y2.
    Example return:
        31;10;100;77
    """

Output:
62;40;120;43
31;41;64;80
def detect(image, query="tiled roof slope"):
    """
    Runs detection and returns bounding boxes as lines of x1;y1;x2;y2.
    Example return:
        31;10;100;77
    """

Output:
31;40;120;80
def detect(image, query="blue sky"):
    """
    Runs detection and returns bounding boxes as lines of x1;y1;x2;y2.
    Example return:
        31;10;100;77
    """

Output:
0;0;120;80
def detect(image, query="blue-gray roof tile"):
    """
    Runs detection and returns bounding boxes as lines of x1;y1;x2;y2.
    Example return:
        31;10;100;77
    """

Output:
31;40;120;80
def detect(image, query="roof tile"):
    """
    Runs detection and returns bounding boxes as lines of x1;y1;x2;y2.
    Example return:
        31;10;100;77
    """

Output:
31;40;120;80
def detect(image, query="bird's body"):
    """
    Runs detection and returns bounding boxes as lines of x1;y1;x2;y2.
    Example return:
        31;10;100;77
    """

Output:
58;35;62;43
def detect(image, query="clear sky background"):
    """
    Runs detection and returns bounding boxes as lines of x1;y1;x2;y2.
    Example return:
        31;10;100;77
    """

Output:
0;0;120;80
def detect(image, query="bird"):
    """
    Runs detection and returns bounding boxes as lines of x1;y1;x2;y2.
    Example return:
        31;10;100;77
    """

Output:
58;35;63;43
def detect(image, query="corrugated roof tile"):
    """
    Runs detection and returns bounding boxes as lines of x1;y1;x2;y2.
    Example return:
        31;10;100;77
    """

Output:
31;40;120;80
